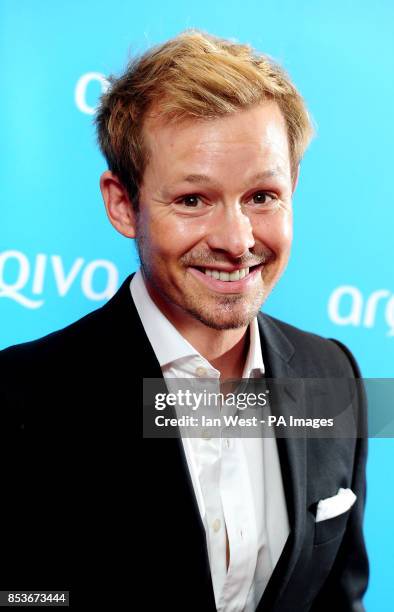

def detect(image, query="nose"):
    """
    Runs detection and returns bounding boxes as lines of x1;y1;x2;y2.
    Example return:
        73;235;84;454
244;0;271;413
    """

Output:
206;204;255;258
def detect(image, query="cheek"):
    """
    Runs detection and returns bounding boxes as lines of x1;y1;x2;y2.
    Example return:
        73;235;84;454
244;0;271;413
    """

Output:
153;215;207;252
253;211;293;252
142;212;207;261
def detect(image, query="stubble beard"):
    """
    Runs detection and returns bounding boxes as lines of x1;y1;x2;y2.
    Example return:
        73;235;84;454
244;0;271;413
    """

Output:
135;231;272;330
178;286;266;330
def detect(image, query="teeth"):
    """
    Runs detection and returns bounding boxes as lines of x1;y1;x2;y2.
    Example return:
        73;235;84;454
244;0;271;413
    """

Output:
203;267;250;281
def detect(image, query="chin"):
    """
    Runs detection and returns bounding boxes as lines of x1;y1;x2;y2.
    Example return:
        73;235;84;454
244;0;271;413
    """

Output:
185;298;263;331
192;315;251;331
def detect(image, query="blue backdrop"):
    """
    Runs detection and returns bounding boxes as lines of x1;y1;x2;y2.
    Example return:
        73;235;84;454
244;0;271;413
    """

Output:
2;1;393;607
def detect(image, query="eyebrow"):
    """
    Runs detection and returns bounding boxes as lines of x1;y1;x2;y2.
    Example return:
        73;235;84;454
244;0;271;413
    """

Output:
181;169;286;185
159;168;287;200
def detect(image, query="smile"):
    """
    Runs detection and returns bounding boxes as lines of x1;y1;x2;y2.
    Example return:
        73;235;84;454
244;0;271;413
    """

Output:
188;264;264;294
203;267;250;281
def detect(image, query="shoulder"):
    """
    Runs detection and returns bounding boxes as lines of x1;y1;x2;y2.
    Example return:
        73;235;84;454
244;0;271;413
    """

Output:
258;312;362;378
1;305;106;367
0;274;135;369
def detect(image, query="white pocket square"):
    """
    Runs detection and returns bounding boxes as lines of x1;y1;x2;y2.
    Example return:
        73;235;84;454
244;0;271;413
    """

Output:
315;488;357;522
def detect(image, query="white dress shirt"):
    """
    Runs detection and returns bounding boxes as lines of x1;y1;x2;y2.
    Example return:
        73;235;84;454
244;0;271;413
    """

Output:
130;269;289;611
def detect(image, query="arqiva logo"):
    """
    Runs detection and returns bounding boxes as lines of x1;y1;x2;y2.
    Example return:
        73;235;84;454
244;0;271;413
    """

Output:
74;72;109;115
328;285;394;337
0;250;118;308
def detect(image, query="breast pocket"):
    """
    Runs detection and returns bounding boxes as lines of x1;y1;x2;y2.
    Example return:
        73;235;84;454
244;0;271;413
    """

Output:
313;509;351;546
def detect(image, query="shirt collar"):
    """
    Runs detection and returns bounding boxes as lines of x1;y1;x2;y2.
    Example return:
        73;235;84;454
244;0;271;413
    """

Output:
130;268;264;377
244;311;265;378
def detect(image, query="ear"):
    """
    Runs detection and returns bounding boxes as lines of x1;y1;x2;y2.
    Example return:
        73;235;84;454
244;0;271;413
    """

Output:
292;164;300;194
100;170;137;238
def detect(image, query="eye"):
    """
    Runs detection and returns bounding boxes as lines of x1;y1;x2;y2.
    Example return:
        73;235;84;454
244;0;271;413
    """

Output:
174;194;204;209
247;191;277;207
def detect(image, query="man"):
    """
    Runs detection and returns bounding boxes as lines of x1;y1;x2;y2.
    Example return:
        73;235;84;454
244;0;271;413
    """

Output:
1;30;368;611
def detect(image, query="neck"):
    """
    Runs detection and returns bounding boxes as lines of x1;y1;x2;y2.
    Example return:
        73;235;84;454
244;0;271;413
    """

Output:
185;323;250;382
146;282;250;382
209;330;250;382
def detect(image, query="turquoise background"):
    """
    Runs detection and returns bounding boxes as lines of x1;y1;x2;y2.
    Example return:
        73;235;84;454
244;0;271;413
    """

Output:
2;1;393;607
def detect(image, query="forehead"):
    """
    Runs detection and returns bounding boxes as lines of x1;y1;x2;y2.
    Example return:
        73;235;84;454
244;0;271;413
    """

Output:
142;102;291;182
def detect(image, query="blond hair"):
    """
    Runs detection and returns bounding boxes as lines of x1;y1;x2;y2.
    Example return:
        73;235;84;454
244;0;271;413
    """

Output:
95;30;314;209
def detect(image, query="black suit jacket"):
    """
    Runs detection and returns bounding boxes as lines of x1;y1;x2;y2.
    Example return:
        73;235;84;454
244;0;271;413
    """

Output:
0;273;368;611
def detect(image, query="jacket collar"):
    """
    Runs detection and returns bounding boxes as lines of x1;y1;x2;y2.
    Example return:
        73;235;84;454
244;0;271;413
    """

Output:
256;313;307;611
100;272;163;378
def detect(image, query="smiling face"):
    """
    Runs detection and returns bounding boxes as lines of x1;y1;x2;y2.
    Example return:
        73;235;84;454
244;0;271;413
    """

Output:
134;101;296;330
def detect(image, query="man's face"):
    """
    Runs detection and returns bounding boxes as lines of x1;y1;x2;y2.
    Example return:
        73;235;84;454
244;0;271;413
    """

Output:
136;101;295;330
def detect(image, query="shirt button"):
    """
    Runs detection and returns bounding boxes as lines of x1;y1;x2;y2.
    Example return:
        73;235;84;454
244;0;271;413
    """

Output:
212;519;221;533
201;429;211;441
195;366;207;377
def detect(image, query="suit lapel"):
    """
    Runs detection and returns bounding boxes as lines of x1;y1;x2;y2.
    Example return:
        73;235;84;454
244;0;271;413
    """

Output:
117;274;209;527
256;314;307;610
113;275;215;601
